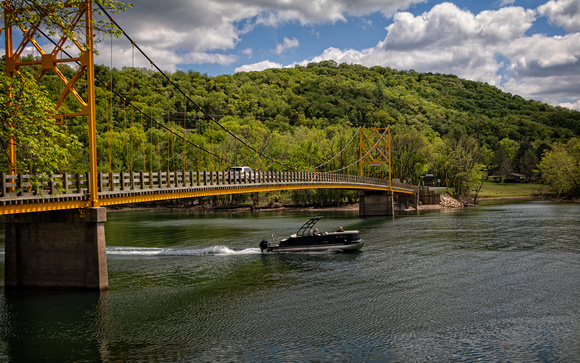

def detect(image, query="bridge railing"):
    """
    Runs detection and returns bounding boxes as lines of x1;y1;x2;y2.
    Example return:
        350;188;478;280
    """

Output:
0;171;418;203
0;173;88;200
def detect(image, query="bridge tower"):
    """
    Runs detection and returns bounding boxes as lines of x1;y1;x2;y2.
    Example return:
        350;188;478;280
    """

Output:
359;127;391;186
3;1;107;290
358;127;394;216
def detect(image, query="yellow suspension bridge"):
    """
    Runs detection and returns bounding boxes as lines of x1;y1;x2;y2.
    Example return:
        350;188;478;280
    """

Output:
2;0;417;216
1;1;421;290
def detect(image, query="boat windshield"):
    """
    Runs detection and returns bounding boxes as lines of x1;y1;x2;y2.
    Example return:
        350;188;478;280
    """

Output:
296;216;323;236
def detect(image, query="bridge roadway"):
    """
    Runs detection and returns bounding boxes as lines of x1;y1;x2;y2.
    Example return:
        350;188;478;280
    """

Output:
0;170;417;215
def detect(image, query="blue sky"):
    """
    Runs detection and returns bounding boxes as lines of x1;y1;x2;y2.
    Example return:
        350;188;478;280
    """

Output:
5;0;580;110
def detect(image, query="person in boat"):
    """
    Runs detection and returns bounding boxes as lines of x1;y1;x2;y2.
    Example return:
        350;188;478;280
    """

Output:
313;228;322;236
336;226;344;232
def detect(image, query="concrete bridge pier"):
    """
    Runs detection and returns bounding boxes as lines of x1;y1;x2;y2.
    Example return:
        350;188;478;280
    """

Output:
3;208;108;290
359;191;394;217
394;193;420;211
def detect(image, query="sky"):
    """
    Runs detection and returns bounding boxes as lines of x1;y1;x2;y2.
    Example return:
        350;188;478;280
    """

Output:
5;0;580;111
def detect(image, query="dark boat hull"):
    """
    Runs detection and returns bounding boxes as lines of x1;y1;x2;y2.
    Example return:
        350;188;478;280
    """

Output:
260;231;363;253
265;240;364;253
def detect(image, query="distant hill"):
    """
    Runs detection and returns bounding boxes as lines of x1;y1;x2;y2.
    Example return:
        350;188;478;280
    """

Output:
4;56;578;145
221;61;579;145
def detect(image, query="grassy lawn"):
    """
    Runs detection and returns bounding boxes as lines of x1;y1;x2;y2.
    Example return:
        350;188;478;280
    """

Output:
477;180;548;198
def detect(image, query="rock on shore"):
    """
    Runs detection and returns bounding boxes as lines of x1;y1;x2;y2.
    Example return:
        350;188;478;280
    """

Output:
439;194;464;208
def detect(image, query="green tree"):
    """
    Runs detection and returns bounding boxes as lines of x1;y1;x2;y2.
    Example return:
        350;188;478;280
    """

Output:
495;137;519;181
2;0;131;178
440;132;484;198
5;0;131;47
516;142;538;181
392;127;429;184
0;71;81;175
537;139;580;195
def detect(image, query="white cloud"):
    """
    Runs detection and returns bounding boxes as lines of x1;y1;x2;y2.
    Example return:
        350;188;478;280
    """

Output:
289;2;580;109
275;37;300;55
538;0;580;32
381;3;535;50
503;33;580;72
112;0;255;53
235;60;283;73
251;0;428;26
95;44;237;72
114;0;425;53
496;0;516;5
498;33;580;105
106;0;423;72
314;4;534;85
559;99;580;111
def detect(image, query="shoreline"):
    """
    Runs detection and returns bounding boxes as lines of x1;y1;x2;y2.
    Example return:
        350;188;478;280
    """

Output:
106;202;446;214
106;194;578;214
477;196;537;200
477;195;579;203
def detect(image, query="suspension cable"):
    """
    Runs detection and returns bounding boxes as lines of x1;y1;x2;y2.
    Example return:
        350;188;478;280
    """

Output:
308;126;361;171
326;127;390;174
37;24;367;174
95;3;298;171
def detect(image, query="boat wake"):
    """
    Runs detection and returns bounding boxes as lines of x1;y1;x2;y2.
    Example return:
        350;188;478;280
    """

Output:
107;245;261;257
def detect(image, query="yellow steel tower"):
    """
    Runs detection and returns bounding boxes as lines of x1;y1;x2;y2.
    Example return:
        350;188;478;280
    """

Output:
3;0;99;206
359;127;392;190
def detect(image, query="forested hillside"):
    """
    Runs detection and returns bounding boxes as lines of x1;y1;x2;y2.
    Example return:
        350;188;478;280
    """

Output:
2;58;579;200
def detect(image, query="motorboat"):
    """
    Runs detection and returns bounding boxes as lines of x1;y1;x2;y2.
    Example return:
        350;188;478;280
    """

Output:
259;216;364;253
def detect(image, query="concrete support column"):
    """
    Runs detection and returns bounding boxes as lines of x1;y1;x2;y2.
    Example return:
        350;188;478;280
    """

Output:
359;191;394;217
4;208;108;290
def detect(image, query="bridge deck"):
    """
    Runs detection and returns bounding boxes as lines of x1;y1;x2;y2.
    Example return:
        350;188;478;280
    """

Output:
0;171;417;214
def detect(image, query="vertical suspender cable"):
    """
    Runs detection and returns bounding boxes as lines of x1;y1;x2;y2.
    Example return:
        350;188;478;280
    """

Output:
130;43;135;172
167;82;171;174
65;123;70;173
197;108;201;172
223;134;227;170
210;118;214;171
149;63;153;175
108;34;113;173
157;116;160;171
183;93;187;172
124;100;128;168
141;111;145;170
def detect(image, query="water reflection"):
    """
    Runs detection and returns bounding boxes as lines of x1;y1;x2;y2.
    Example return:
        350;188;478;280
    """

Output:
0;290;110;362
0;201;578;361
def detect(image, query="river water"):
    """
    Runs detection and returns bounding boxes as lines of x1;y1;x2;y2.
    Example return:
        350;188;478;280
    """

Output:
0;201;579;361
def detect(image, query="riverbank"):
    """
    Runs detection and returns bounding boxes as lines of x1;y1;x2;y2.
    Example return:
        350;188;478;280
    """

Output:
105;203;359;213
477;196;538;201
107;198;454;214
107;192;580;215
477;195;579;203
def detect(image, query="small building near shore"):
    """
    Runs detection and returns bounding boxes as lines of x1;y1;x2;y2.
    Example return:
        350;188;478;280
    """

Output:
506;173;526;183
421;174;439;187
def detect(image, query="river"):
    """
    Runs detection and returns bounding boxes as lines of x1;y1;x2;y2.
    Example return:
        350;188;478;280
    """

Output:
0;200;579;361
